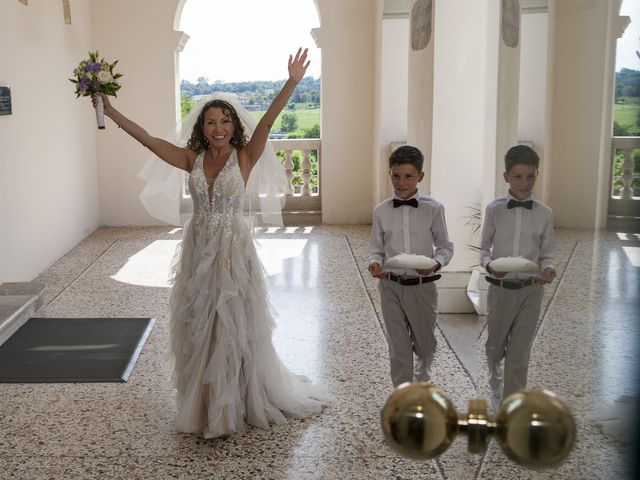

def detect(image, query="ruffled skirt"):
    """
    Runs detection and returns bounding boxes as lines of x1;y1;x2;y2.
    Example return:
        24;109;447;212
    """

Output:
168;216;326;438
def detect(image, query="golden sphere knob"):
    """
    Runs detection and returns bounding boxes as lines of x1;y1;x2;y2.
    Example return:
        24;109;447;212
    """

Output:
380;382;458;460
495;389;576;469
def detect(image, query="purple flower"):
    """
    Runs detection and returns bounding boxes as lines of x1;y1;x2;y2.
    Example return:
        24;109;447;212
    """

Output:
79;77;90;92
84;62;101;73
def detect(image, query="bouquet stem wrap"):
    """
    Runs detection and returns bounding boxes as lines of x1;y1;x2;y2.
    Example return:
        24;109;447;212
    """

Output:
95;95;105;129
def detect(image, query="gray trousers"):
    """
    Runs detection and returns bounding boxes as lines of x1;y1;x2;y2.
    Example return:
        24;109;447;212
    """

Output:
486;283;543;400
379;279;438;387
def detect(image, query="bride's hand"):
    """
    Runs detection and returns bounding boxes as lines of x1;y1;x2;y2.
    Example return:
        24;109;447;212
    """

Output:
288;48;309;84
91;92;112;114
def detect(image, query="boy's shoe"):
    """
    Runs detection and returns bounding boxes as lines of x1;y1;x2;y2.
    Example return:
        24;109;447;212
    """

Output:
489;382;503;412
490;392;502;412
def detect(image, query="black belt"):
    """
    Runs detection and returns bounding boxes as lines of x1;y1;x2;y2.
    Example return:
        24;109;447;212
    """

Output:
485;276;535;290
388;273;441;286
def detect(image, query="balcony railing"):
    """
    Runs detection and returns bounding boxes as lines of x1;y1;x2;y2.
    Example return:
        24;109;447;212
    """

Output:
611;136;640;200
270;138;320;196
180;139;322;224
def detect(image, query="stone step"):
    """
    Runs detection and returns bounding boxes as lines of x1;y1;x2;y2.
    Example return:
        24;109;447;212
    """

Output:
607;215;640;233
283;195;321;212
282;210;323;226
0;282;46;346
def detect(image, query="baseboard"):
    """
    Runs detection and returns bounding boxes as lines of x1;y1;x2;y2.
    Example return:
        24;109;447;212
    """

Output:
437;271;476;314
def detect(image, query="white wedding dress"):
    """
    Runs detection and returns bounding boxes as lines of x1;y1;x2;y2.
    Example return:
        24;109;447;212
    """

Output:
168;149;326;438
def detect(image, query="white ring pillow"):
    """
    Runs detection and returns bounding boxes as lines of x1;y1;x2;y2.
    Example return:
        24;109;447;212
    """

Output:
490;257;538;273
385;254;438;270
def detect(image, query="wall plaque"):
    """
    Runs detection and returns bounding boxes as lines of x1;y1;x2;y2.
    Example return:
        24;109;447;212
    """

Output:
501;0;521;48
411;0;432;51
0;86;12;116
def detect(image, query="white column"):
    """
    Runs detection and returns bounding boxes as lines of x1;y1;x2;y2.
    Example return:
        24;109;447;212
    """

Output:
313;0;381;223
429;0;512;272
546;0;622;228
407;0;435;194
377;18;410;204
518;12;549;202
495;0;522;197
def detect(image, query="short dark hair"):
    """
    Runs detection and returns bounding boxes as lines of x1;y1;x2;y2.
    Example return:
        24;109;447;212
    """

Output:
505;145;539;172
389;145;424;172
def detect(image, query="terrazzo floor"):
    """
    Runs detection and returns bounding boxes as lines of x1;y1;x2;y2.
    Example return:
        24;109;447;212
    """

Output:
0;225;638;479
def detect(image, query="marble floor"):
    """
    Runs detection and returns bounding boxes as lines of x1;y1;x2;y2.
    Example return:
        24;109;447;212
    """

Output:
0;225;638;479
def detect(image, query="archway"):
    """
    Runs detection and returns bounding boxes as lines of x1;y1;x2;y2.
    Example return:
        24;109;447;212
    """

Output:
173;0;323;223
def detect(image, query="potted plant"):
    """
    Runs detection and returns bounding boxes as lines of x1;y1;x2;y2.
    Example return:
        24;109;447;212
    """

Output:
463;203;488;315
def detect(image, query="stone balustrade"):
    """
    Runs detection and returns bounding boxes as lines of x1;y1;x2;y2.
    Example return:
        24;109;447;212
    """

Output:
611;136;640;200
270;138;321;196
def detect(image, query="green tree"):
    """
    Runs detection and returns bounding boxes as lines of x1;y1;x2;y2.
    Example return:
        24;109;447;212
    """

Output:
615;68;640;101
613;120;629;136
181;92;194;118
280;112;298;132
303;124;320;138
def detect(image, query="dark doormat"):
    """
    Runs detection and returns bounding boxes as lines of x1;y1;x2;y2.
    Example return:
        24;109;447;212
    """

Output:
0;317;155;383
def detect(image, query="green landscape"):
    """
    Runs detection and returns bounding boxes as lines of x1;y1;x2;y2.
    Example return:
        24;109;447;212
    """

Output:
181;76;321;187
612;68;640;194
614;68;640;136
181;76;320;138
181;69;639;192
613;97;640;136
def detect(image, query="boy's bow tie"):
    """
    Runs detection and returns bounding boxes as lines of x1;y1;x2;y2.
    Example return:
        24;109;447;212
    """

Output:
507;199;533;209
393;198;419;208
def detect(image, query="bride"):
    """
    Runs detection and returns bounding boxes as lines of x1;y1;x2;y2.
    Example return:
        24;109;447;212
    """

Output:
93;48;327;438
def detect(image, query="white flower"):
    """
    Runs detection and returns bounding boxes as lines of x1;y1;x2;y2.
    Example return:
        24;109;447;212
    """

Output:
97;70;113;83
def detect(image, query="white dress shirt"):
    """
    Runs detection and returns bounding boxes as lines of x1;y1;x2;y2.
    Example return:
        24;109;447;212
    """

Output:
369;191;454;276
479;192;556;279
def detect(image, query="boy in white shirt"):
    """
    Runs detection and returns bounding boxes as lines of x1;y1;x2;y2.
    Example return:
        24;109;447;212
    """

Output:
480;145;556;406
369;146;453;387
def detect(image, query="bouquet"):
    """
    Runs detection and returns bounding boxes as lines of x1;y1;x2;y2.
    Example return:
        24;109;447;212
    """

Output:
69;51;123;129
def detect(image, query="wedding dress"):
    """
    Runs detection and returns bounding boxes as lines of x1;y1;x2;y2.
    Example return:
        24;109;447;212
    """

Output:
168;148;326;438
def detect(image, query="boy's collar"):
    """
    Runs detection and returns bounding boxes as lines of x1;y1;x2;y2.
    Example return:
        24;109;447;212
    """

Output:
392;189;420;201
506;190;534;202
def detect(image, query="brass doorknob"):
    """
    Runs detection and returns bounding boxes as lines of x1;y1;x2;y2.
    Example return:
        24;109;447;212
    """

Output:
381;383;576;469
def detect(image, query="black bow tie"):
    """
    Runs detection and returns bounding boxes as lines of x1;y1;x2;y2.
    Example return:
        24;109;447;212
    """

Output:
507;199;533;210
393;198;419;208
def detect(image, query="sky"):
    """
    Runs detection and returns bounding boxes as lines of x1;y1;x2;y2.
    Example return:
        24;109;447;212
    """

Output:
179;0;640;83
179;0;321;83
616;0;640;72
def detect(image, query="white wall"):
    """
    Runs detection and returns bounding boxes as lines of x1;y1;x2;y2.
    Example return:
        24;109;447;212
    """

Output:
91;0;184;226
0;0;100;283
378;18;410;204
518;13;549;202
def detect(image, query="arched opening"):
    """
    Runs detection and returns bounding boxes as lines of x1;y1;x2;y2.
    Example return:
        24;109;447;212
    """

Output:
174;0;323;224
608;0;640;230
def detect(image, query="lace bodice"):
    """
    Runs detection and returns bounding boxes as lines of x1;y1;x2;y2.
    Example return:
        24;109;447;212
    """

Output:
188;150;245;231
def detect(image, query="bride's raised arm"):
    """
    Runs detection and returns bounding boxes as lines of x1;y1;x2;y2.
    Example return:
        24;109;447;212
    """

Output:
240;48;309;172
92;92;193;172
